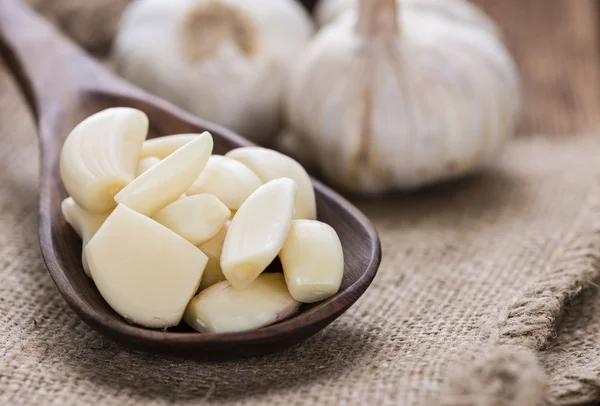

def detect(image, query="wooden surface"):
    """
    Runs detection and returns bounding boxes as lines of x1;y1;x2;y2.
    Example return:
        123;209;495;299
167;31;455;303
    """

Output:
0;0;381;359
474;0;600;136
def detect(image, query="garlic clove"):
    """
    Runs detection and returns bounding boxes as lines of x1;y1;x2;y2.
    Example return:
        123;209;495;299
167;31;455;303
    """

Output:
152;194;230;246
226;147;316;220
61;197;112;277
221;178;296;289
280;220;344;303
59;107;148;212
85;204;207;328
140;134;198;159
114;131;213;216
198;221;229;291
186;155;263;210
135;156;161;177
184;273;300;333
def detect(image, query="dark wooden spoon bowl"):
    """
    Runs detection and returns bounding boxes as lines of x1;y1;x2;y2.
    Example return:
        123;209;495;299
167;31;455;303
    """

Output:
0;0;381;359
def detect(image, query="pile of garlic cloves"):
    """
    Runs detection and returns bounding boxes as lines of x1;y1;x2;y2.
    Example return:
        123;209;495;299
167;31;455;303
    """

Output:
113;0;520;195
60;107;344;333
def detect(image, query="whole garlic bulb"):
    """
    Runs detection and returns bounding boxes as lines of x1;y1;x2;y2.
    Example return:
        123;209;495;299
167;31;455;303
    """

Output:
113;0;314;144
284;0;520;194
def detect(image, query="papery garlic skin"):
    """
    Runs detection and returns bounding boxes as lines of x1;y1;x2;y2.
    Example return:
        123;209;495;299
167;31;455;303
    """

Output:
153;194;230;245
135;156;161;177
315;0;496;31
61;197;111;277
198;222;229;290
115;132;213;216
221;178;296;289
226;147;316;220
86;204;207;328
140;134;198;159
280;220;344;303
184;273;300;333
187;155;262;210
286;0;520;194
114;0;314;144
60;107;148;212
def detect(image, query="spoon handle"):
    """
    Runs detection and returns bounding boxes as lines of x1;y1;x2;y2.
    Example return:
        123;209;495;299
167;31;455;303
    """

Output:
0;0;136;125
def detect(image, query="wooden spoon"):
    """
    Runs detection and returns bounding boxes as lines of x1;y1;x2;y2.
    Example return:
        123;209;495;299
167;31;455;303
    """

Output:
0;0;381;359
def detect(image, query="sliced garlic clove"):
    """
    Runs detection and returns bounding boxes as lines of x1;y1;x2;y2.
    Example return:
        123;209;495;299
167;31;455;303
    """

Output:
114;132;213;216
186;155;263;210
61;197;112;277
198;222;229;290
184;273;300;333
280;220;344;303
86;204;207;328
221;178;296;289
140;134;198;159
226;147;316;220
135;156;161;177
152;194;230;245
59;107;148;212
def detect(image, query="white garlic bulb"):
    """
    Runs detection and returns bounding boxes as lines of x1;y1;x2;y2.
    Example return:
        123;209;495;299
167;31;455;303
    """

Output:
113;0;314;144
284;0;520;194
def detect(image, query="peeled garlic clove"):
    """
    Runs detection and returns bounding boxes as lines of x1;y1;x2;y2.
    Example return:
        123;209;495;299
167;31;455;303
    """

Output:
86;204;207;328
135;156;161;177
184;273;300;333
198;222;229;290
114;132;213;216
226;147;316;220
186;155;262;210
140;134;198;159
280;220;344;303
59;107;148;212
113;0;314;144
152;194;230;245
61;197;111;277
221;178;296;289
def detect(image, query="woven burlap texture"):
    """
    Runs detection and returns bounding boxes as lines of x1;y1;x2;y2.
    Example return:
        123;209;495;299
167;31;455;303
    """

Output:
1;54;600;404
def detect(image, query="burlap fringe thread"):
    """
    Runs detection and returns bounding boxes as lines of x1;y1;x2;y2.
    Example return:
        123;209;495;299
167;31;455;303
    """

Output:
442;194;600;406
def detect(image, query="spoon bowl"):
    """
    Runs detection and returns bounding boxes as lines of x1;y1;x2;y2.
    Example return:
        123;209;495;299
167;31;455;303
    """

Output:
0;0;381;359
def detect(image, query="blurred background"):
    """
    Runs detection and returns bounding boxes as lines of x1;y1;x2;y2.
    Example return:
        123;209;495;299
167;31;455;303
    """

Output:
23;0;600;138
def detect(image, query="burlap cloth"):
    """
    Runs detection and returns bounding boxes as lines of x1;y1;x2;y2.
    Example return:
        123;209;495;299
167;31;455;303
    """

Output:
4;1;600;405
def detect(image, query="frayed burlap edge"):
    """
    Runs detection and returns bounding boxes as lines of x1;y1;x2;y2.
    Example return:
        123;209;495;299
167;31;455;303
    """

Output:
442;192;600;406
